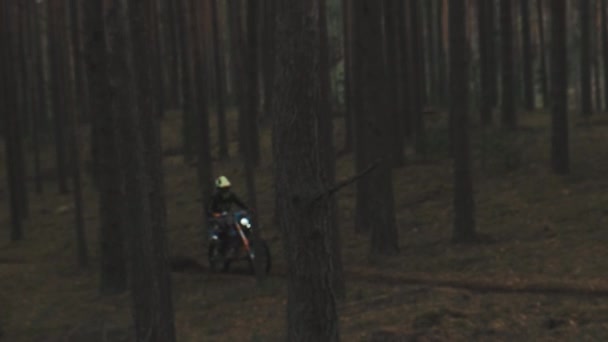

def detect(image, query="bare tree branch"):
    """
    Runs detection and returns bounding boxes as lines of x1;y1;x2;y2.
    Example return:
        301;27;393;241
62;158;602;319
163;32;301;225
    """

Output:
312;157;385;203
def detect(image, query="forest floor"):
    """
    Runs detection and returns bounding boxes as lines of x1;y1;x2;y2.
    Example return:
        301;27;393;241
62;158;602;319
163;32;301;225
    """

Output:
1;108;608;341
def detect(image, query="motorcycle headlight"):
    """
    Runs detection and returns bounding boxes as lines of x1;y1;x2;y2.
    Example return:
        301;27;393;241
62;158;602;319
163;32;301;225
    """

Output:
240;217;251;228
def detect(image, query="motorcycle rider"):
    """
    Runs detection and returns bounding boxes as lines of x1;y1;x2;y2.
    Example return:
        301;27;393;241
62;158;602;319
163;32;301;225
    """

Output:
207;176;249;255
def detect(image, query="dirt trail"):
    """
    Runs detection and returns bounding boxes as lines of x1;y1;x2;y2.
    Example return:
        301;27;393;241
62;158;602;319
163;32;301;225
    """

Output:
171;257;608;297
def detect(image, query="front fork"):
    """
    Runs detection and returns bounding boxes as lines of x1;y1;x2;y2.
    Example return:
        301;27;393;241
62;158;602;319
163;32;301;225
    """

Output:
234;223;254;259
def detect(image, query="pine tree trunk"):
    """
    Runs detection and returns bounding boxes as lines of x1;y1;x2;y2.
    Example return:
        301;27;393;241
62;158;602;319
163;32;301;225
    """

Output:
410;0;427;155
210;0;229;159
581;0;593;117
384;0;405;166
48;0;69;194
341;0;354;152
551;0;569;173
602;0;608;110
106;0;177;339
450;0;477;243
501;0;517;128
537;0;550;108
245;0;261;166
478;0;493;125
1;0;23;241
273;1;340;339
319;0;345;300
521;0;535;110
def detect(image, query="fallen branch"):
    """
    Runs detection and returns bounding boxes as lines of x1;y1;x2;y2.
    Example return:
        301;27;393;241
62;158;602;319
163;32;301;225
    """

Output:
312;158;385;202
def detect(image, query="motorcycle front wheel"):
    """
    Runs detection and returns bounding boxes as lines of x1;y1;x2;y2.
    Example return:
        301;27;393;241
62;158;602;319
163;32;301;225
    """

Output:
248;238;272;275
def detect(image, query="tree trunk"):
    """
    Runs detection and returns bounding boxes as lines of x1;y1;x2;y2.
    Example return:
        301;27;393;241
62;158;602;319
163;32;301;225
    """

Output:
30;0;44;194
384;0;405;167
189;0;214;223
410;0;427;155
581;0;593;117
478;0;493;125
520;0;535;110
105;0;177;339
319;0;345;300
177;0;194;162
397;0;413;140
500;0;517;128
603;0;608;110
13;0;29;220
85;0;127;294
352;0;399;253
210;0;229;159
537;0;550;108
48;0;70;194
272;1;340;339
66;0;88;267
551;0;569;173
1;0;23;241
245;0;261;166
261;0;276;126
342;0;354;152
450;0;476;243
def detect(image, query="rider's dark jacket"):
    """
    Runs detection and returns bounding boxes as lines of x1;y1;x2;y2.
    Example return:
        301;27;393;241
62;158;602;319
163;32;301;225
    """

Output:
208;190;248;215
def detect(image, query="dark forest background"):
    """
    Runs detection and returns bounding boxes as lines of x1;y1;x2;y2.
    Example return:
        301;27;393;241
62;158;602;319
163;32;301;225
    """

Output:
1;0;608;341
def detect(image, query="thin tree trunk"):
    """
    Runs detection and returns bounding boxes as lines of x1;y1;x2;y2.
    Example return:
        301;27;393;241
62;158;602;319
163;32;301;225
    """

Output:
397;0;413;140
341;0;354;152
246;0;261;167
384;0;405;166
1;0;23;241
537;0;550;108
478;0;493;125
521;0;535;110
211;0;229;159
501;0;517;128
29;0;44;194
603;0;608;110
177;0;194;162
48;0;69;194
410;0;427;155
551;0;569;174
450;0;476;243
581;0;593;117
190;0;214;225
66;0;88;267
319;0;345;300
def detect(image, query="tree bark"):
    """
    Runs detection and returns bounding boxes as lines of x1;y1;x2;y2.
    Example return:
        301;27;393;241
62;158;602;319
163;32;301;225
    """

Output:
319;0;345;300
580;0;593;117
551;0;569;174
272;1;340;339
341;0;354;152
105;0;177;339
520;0;535;110
0;0;23;241
537;0;550;108
245;0;261;166
210;0;229;159
450;0;477;243
500;0;517;128
352;0;399;253
85;0;127;294
478;0;493;125
603;0;608;110
384;0;405;167
410;0;427;155
189;0;214;223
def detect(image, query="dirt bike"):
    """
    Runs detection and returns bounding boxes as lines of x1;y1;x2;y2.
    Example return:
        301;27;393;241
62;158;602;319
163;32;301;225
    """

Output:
207;210;271;275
